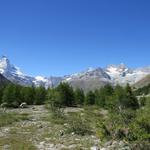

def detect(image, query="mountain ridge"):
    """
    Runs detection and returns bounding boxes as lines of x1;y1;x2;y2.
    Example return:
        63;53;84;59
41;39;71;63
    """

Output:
0;56;150;90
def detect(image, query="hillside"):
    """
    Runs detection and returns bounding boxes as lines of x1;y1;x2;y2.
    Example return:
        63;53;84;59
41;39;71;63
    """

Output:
0;74;10;86
133;75;150;88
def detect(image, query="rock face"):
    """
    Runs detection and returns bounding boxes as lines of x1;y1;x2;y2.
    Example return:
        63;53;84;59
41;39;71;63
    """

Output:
0;73;10;86
133;75;150;88
63;67;111;92
0;56;150;90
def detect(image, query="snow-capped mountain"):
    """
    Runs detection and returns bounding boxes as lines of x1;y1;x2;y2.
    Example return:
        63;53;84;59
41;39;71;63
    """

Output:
0;56;62;87
0;56;150;90
0;56;34;86
63;67;112;92
33;76;63;88
105;64;150;85
64;67;111;82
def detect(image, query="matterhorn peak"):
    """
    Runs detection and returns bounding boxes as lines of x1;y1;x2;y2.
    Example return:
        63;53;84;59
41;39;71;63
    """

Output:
0;55;12;73
1;56;10;63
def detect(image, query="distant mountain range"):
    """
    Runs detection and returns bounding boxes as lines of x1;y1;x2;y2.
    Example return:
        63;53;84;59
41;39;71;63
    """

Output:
0;56;150;91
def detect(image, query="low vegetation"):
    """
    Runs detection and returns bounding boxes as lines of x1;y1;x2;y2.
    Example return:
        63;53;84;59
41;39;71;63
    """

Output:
0;82;150;149
0;111;29;127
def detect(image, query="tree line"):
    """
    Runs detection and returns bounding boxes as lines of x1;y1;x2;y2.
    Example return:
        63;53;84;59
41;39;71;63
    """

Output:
134;83;150;96
0;82;140;110
0;84;46;107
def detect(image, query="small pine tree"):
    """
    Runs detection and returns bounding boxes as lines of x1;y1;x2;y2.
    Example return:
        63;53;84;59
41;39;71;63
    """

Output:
85;91;95;105
118;84;139;110
20;86;35;105
34;86;46;105
75;88;85;105
2;84;18;107
57;83;75;106
47;88;62;108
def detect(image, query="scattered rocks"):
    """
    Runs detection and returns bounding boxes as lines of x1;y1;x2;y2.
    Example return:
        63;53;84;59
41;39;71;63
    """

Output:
0;105;131;150
91;146;100;150
3;144;10;150
101;140;131;150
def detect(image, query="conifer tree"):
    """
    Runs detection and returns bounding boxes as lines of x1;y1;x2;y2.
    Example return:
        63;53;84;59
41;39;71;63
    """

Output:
85;91;95;105
75;88;85;105
34;86;46;105
56;83;75;106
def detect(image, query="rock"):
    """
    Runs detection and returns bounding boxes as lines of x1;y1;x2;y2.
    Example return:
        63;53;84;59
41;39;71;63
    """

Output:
100;148;106;150
91;146;100;150
119;141;124;146
104;140;112;147
112;141;118;145
63;123;68;126
68;144;77;149
20;102;27;108
60;130;64;136
3;144;10;150
38;124;43;128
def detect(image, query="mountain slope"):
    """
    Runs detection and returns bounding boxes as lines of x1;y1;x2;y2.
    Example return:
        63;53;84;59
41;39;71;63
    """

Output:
133;75;150;88
63;67;111;91
0;74;11;86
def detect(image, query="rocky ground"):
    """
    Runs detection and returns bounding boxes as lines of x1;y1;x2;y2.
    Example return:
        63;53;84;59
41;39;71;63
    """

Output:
0;106;131;150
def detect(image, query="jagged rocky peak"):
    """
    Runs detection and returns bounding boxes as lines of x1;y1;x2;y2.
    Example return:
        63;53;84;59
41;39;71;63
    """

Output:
84;67;110;79
105;63;133;78
105;63;129;73
0;56;11;71
65;67;111;81
0;56;25;76
0;55;61;87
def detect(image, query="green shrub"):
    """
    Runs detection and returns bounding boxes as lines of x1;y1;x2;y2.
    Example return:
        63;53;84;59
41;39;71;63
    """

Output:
65;114;92;136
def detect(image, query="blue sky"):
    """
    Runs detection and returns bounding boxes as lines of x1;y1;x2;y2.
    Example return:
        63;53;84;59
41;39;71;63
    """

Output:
0;0;150;76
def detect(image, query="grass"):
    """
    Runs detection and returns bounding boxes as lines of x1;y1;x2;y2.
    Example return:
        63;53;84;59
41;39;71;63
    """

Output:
0;111;29;127
0;106;105;149
0;136;36;150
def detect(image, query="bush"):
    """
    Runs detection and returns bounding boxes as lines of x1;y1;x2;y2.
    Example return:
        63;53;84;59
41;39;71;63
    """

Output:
65;114;92;136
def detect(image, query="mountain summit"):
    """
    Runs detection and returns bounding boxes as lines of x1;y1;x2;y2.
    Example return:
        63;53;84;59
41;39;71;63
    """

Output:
0;56;62;87
0;56;150;90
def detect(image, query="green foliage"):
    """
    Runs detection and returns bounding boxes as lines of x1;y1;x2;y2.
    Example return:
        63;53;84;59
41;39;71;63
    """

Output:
65;114;92;136
2;84;20;107
95;84;114;108
135;83;150;95
20;86;35;105
74;88;85;105
0;86;4;104
85;91;95;105
99;97;150;146
0;111;29;127
1;83;47;107
114;84;139;110
56;82;75;106
139;96;147;107
34;86;46;105
47;89;62;108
